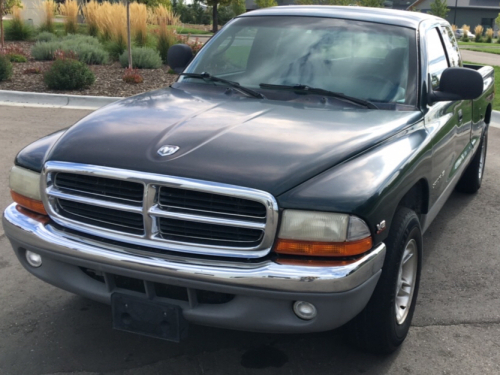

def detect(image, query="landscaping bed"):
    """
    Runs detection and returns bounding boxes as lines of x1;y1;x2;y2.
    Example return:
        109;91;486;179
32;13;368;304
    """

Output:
0;41;178;98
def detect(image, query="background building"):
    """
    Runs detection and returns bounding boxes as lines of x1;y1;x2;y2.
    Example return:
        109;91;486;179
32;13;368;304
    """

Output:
408;0;500;30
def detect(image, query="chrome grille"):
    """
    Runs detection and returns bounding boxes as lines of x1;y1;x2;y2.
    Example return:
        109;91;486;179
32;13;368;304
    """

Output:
42;162;278;258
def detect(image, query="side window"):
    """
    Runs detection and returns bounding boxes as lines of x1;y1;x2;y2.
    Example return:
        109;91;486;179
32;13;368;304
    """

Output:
440;26;462;67
427;28;449;90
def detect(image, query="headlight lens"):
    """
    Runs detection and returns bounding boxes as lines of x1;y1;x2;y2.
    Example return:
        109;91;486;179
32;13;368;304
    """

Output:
275;210;372;257
10;166;42;200
9;166;47;215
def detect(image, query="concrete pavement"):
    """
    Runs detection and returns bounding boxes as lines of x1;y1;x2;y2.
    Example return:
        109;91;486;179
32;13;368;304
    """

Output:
461;49;500;65
0;105;499;375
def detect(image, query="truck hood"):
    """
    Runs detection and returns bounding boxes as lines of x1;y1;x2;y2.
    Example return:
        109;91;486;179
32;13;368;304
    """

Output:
47;86;422;196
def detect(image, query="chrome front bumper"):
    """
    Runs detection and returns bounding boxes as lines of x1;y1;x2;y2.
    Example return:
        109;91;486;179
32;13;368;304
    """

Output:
3;203;386;294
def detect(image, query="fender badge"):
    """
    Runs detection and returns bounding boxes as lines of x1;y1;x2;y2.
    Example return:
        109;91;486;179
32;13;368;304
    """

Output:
157;145;179;156
376;220;386;234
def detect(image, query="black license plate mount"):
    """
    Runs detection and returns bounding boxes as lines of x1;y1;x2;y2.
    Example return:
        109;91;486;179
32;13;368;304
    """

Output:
111;293;188;342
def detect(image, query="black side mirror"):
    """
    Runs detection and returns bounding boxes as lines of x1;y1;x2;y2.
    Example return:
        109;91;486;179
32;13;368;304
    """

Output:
429;67;483;103
167;44;194;74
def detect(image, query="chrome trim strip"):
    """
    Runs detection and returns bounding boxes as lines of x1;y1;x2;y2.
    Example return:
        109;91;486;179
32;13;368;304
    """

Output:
41;161;279;258
47;187;143;213
149;206;267;230
3;203;386;293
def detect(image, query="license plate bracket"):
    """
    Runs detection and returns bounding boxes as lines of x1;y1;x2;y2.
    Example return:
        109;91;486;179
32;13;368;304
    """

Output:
111;293;188;342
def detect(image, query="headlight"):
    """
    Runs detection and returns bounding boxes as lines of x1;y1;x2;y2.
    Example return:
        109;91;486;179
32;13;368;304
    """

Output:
275;210;372;257
9;166;47;215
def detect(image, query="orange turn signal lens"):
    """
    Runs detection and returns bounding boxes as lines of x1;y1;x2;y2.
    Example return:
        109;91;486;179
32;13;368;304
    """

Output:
274;237;373;257
11;190;48;216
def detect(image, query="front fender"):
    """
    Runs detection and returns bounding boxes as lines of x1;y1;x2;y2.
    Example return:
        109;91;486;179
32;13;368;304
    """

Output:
15;130;67;173
277;120;432;244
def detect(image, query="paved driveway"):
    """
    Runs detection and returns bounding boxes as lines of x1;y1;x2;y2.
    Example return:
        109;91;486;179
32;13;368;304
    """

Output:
0;106;499;375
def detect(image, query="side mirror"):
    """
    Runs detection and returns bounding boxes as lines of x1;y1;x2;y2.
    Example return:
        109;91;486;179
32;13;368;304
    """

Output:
167;44;194;74
429;67;483;103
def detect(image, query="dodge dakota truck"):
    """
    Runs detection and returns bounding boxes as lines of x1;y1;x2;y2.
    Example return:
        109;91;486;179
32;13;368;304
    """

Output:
3;6;494;354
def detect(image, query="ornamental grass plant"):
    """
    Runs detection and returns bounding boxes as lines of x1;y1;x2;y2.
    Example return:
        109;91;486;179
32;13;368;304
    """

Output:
154;5;179;63
5;5;33;41
474;25;483;42
0;54;13;81
130;2;148;47
59;0;79;35
119;47;162;69
462;24;470;42
82;0;100;37
40;0;56;33
485;28;494;43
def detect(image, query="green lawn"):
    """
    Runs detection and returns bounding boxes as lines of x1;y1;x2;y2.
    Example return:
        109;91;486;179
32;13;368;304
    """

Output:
465;47;500;55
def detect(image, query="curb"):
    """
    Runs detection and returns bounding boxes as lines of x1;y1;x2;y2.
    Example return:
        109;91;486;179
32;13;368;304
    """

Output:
491;110;500;129
0;90;121;110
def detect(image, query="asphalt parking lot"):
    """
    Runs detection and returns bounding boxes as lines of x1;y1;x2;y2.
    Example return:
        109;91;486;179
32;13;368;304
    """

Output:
0;105;499;375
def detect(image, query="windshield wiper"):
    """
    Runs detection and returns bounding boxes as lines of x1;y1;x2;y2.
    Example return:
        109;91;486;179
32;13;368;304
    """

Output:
180;72;265;99
259;83;377;109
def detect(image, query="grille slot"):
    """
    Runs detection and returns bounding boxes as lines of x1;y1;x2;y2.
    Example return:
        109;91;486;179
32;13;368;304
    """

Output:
159;187;266;220
57;199;144;235
158;218;263;247
55;173;144;204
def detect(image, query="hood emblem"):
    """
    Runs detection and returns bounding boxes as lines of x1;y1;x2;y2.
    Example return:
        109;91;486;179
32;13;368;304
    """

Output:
157;145;179;156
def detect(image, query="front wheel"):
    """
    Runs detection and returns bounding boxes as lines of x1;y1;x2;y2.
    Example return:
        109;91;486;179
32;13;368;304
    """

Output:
346;207;422;354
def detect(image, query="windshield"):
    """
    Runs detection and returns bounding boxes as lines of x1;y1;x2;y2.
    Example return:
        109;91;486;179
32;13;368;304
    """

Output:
182;16;418;107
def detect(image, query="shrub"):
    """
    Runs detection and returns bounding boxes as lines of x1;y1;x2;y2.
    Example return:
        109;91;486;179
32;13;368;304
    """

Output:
82;0;100;37
23;67;42;74
44;58;95;90
32;35;109;65
120;47;162;69
5;6;34;41
7;53;27;63
474;25;483;42
40;0;56;33
31;41;61;60
0;55;13;81
36;31;57;42
123;68;144;84
60;0;79;35
156;28;177;63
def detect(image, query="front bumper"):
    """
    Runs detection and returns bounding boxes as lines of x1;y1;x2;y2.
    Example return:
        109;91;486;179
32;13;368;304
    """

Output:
3;203;386;333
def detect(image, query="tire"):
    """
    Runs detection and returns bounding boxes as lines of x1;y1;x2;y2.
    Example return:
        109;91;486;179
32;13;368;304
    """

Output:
456;129;488;194
346;207;422;354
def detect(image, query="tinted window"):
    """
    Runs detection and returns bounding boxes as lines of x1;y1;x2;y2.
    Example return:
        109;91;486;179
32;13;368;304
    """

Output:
427;28;449;90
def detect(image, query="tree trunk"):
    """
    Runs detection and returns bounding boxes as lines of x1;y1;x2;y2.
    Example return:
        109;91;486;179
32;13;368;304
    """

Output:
212;3;217;34
0;1;4;49
127;0;132;69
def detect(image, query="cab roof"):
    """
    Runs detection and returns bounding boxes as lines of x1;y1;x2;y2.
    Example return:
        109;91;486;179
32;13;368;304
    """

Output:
239;6;442;29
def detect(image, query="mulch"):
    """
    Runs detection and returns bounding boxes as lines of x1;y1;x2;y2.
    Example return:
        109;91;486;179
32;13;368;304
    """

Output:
0;41;179;97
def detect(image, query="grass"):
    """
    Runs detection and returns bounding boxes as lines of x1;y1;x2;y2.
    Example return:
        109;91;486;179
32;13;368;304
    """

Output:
458;41;500;47
174;26;212;35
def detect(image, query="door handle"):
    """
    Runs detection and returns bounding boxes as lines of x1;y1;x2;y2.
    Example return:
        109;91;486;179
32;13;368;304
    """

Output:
458;109;463;123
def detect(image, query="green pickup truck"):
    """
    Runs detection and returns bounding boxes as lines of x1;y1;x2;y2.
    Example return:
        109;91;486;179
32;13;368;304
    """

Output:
3;6;494;354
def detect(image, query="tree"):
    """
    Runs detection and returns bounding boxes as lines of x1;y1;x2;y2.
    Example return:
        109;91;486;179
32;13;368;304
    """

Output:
0;0;22;48
231;0;246;15
201;0;232;33
429;0;449;19
255;0;277;7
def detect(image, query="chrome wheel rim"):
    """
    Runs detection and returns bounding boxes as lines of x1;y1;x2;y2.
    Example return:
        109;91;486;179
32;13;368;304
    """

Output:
478;137;486;181
395;239;418;325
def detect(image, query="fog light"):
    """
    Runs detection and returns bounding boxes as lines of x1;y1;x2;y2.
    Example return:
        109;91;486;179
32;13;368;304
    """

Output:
293;301;317;320
25;251;42;268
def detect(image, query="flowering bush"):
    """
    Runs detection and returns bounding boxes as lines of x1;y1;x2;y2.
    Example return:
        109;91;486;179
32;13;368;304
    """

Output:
123;68;144;84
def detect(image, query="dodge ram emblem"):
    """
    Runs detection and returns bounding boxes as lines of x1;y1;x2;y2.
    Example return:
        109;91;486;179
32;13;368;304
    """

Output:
157;145;179;156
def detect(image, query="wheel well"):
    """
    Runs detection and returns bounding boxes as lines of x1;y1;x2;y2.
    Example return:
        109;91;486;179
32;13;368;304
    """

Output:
485;104;492;125
398;180;429;220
